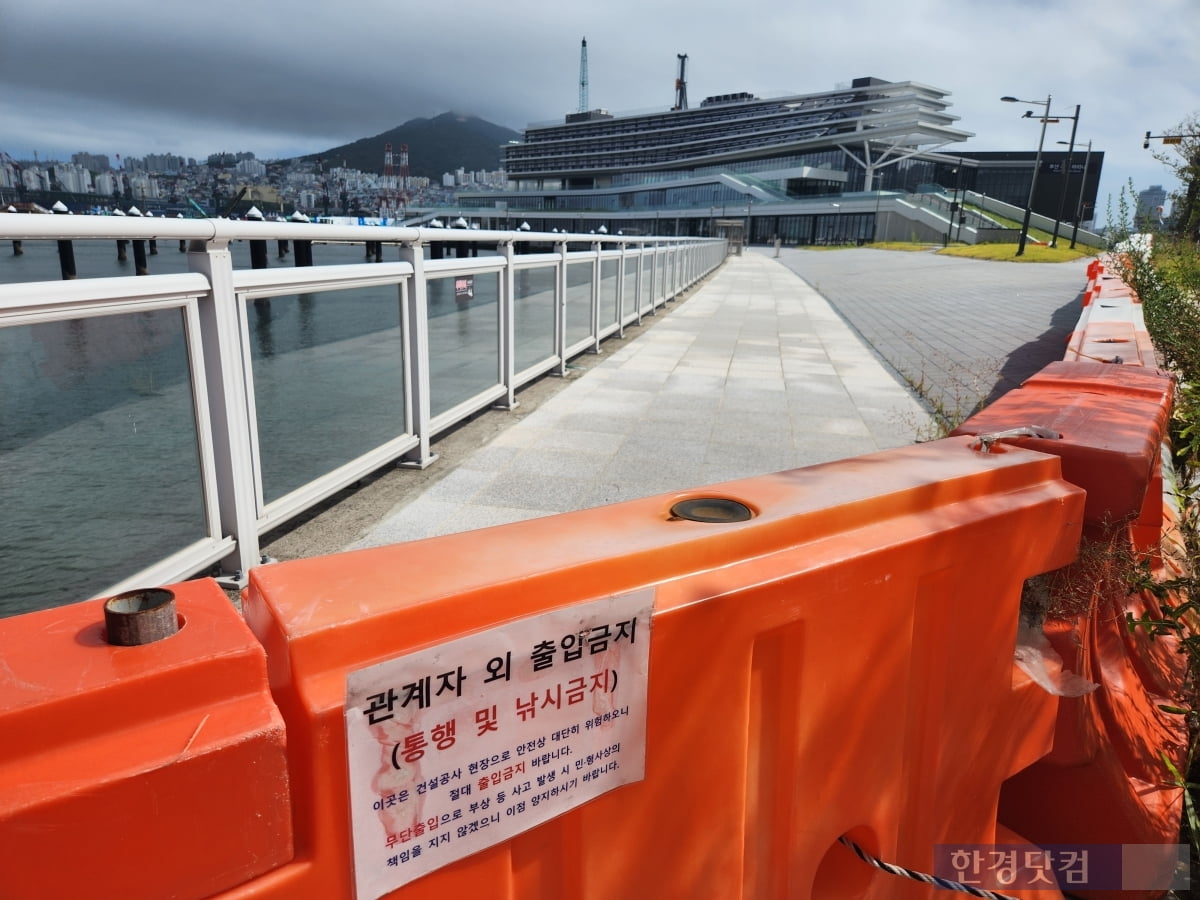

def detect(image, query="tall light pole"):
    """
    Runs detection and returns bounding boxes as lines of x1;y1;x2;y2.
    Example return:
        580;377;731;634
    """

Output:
1001;94;1053;256
954;158;967;242
942;162;957;246
1059;138;1092;250
1050;104;1081;247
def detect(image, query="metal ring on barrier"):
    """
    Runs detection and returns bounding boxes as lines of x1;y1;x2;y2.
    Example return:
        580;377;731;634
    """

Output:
970;426;1063;454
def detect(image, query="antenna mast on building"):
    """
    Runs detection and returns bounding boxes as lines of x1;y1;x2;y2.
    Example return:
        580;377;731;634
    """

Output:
382;143;395;217
578;38;589;113
673;54;689;111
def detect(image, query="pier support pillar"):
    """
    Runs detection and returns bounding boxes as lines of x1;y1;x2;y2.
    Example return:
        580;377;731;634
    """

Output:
133;240;149;275
56;240;76;280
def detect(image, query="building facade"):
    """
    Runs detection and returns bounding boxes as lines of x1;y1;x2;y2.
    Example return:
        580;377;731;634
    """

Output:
1136;184;1168;222
464;77;972;213
458;76;1103;241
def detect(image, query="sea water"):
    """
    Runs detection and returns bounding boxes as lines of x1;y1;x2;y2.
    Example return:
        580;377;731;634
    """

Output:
0;238;582;615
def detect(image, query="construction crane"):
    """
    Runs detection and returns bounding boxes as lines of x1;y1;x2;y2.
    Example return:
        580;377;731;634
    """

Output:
578;38;589;113
673;54;689;111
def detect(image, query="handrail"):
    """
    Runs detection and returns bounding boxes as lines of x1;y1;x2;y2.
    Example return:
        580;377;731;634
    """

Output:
0;217;727;615
0;213;707;246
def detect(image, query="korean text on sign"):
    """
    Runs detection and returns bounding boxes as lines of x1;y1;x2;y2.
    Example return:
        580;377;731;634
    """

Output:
345;589;653;900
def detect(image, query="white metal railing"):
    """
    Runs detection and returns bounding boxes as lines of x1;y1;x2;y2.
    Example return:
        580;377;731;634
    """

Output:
0;214;726;615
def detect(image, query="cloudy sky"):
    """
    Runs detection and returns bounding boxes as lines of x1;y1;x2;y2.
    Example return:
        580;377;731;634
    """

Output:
2;0;1197;219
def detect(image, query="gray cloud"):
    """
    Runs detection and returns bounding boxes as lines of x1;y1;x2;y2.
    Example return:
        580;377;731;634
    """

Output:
2;0;1197;219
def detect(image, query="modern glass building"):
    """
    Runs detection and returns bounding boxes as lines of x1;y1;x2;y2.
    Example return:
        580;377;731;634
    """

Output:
457;76;1103;244
462;77;974;213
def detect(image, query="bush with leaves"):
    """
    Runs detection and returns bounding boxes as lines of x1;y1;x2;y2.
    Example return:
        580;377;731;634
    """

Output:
1108;179;1200;876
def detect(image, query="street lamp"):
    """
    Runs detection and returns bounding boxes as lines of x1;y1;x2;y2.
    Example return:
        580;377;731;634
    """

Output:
1058;139;1092;249
942;162;964;246
1001;94;1054;256
1049;105;1081;247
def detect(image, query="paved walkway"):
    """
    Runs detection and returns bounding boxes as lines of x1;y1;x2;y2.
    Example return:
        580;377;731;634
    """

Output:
355;250;935;549
353;246;1095;550
769;247;1094;417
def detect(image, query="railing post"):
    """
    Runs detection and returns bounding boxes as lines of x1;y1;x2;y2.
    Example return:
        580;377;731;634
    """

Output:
556;238;568;377
649;241;659;314
591;240;602;353
616;240;627;338
398;240;437;468
498;238;518;410
187;239;262;585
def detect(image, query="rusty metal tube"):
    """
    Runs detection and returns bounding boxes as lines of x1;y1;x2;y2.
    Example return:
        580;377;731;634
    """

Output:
103;588;179;646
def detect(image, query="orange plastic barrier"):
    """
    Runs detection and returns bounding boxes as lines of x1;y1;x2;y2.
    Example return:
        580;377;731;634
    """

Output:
1066;301;1156;369
214;436;1083;899
999;572;1187;900
951;362;1172;527
1081;260;1102;307
1068;257;1159;370
0;579;292;900
953;361;1187;900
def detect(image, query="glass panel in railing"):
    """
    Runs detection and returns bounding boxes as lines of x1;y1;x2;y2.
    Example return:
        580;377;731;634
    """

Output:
656;253;667;301
565;261;594;348
623;256;638;319
0;309;206;616
513;265;556;373
248;285;406;504
426;271;501;417
600;258;620;327
641;254;655;312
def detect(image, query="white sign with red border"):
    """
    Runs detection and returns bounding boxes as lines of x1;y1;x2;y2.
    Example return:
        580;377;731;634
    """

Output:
345;589;653;898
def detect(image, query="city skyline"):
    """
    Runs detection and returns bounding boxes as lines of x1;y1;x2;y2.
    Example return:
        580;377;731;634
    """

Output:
2;0;1197;219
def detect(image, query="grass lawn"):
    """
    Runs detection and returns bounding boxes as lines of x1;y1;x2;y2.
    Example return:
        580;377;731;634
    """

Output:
937;243;1095;262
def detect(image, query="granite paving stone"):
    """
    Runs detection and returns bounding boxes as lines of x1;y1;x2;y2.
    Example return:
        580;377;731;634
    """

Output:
352;247;1089;551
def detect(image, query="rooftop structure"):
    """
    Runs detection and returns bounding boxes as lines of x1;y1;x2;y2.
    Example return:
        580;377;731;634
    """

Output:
469;76;974;213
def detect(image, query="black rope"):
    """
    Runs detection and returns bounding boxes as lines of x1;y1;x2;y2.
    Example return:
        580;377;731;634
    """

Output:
838;836;1020;900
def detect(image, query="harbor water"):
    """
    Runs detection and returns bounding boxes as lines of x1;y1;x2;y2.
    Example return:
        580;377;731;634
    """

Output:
1;236;609;615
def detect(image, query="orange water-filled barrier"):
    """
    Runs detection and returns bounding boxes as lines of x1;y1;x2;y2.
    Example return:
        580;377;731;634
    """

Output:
954;359;1186;900
0;579;292;900
219;436;1081;899
0;437;1087;899
952;362;1172;527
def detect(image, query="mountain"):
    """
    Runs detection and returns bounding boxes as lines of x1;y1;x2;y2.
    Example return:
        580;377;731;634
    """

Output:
302;112;521;179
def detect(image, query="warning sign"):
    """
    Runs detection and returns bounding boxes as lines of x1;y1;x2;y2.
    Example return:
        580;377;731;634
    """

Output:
345;590;654;898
